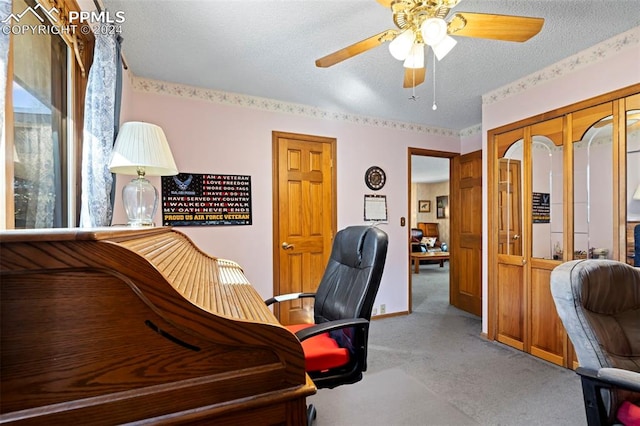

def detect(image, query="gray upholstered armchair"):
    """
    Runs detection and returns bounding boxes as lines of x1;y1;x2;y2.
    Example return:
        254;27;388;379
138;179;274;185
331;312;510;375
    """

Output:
550;260;640;425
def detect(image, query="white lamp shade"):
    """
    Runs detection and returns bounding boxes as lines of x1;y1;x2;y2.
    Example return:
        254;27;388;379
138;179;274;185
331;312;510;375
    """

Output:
432;35;457;61
389;29;416;61
634;184;640;200
403;43;425;69
421;18;448;46
109;122;178;176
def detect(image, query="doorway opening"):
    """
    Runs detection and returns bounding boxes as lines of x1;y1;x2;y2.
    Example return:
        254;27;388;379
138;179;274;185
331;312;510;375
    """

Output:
408;150;452;313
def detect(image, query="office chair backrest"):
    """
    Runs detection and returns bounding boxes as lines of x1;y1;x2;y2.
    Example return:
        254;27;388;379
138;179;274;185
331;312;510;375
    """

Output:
551;259;640;423
551;259;640;370
313;226;388;325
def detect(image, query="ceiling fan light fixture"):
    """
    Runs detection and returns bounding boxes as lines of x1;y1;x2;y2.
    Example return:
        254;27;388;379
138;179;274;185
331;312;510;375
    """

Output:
403;43;424;69
421;18;447;46
389;29;416;60
432;35;457;60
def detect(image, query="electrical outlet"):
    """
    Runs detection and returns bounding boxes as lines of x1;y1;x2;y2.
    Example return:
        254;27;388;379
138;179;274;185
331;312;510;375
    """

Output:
380;304;386;314
372;307;378;316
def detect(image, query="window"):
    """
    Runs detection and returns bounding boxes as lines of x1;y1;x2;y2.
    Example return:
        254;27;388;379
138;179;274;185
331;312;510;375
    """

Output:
3;0;92;229
12;0;68;228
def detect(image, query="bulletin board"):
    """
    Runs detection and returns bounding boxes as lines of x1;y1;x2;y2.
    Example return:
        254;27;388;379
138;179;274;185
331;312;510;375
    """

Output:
364;194;388;221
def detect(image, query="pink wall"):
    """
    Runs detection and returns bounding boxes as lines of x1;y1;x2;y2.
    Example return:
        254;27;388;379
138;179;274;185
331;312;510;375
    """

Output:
116;29;638;321
483;49;640;132
461;128;482;154
116;75;461;314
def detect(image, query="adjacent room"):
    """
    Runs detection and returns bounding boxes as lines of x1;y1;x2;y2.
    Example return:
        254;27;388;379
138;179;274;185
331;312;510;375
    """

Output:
409;154;451;310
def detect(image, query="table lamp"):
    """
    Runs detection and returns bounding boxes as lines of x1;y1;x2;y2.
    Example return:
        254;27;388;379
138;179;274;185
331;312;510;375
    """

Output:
108;122;178;226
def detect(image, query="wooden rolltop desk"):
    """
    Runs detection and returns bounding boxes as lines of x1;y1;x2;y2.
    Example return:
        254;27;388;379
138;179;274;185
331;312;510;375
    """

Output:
0;227;315;425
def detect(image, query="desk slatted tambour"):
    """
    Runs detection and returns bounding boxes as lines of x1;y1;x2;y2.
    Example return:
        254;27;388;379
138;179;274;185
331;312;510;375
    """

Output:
0;227;315;425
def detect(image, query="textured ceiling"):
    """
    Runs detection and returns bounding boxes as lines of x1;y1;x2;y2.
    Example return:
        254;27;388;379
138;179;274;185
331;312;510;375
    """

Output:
100;0;639;132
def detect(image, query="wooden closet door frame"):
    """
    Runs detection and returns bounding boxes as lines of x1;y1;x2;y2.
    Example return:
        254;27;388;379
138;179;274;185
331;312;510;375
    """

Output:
486;84;640;345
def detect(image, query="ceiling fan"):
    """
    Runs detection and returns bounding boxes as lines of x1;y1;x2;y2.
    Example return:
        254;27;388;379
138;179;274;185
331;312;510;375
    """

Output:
315;0;545;88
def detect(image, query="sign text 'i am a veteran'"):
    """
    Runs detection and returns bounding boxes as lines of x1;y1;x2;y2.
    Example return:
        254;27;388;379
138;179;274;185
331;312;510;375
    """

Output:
161;173;252;226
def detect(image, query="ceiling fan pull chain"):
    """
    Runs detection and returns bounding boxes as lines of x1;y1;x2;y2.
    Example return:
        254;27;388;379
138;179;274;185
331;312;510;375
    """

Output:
409;66;419;101
412;67;417;99
432;53;437;111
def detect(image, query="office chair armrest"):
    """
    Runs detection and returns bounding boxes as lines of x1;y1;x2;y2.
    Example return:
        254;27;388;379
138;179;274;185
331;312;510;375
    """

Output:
264;292;316;306
294;318;369;342
577;367;640;392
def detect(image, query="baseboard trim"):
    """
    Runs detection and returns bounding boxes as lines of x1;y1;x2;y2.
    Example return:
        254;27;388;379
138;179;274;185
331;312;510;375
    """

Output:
371;311;408;320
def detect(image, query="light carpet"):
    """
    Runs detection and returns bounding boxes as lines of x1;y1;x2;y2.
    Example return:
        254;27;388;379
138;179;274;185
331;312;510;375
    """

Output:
309;367;478;425
307;262;586;425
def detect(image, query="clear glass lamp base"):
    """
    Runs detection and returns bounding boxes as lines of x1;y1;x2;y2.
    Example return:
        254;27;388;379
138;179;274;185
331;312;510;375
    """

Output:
122;176;158;227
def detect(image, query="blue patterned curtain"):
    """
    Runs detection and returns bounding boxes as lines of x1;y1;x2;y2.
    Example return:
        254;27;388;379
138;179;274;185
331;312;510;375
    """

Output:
80;31;122;227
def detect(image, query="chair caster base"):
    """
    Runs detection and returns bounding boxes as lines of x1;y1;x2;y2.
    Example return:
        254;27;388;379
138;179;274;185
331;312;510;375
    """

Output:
307;404;317;425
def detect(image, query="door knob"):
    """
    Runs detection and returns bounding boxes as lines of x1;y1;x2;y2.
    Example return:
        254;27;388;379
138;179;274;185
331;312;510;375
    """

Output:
513;234;520;240
281;242;294;250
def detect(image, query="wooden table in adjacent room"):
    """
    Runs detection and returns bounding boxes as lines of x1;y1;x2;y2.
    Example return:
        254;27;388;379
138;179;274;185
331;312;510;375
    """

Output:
411;252;450;274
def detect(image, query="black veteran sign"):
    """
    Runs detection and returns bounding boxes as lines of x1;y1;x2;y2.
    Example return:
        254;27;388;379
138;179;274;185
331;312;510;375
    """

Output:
161;173;252;226
532;192;550;224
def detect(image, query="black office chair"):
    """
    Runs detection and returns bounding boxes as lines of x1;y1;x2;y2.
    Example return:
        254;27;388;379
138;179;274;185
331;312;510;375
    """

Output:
551;260;640;425
266;225;388;423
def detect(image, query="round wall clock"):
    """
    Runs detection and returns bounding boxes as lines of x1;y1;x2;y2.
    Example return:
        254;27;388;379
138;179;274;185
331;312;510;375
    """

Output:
365;166;386;191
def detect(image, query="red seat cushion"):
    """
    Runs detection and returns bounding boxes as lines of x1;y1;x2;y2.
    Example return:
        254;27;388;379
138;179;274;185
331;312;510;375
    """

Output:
287;324;350;372
617;401;640;426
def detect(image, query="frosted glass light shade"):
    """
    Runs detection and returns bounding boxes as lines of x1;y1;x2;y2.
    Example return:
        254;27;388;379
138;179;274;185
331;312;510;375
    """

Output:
403;43;424;69
421;18;447;46
389;29;416;61
432;35;457;60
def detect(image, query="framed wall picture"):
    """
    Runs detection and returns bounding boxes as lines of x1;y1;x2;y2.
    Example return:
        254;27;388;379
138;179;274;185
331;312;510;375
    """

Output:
436;195;448;219
364;194;388;221
418;200;431;213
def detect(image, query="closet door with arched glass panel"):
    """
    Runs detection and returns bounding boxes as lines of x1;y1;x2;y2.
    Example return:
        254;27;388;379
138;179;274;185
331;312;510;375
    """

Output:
528;117;566;366
489;86;640;369
572;103;614;262
495;128;526;351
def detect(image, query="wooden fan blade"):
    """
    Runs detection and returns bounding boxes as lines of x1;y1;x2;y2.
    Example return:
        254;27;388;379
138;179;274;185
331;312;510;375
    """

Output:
449;12;544;42
315;30;396;68
403;67;426;88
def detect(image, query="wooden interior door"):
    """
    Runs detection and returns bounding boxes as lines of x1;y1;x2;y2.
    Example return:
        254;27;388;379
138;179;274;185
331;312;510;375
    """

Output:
272;132;336;325
450;150;482;316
